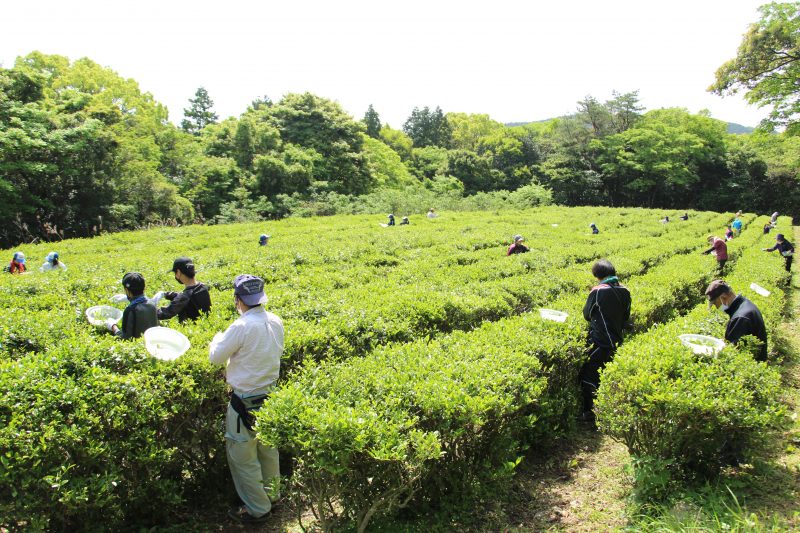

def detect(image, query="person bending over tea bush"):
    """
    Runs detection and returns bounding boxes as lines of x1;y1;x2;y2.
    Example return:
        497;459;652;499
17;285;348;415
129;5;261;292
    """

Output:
106;272;159;339
763;233;794;272
579;259;631;426
705;280;768;361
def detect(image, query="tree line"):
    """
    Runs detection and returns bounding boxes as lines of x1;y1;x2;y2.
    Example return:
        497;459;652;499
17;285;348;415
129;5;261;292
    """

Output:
1;3;799;247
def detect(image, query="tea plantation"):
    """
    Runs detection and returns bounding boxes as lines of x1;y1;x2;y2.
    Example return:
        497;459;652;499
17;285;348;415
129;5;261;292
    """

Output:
0;206;793;531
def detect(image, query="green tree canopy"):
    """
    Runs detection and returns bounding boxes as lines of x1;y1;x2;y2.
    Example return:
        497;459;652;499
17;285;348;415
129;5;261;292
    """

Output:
710;2;800;133
403;106;452;148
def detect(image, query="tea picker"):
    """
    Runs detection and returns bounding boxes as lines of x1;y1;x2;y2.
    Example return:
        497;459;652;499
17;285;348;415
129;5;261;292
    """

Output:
506;235;529;255
578;259;631;427
763;233;794;272
6;252;26;274
105;272;159;339
39;252;67;272
157;257;212;323
704;280;767;361
589;223;599;234
259;234;270;246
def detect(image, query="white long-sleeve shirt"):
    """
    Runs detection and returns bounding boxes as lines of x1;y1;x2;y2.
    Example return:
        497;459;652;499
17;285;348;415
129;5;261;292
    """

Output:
40;261;67;272
208;306;283;393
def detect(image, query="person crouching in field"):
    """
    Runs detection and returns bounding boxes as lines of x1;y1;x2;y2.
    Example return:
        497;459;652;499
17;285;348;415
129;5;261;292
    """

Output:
579;260;631;428
106;272;159;339
209;275;284;524
763;233;795;272
507;235;529;255
705;280;768;361
702;235;728;274
39;252;67;272
590;223;599;234
157;257;212;323
6;252;26;273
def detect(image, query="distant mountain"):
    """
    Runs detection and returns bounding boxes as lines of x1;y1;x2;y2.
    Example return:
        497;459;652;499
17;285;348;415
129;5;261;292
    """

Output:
505;119;756;134
726;122;755;134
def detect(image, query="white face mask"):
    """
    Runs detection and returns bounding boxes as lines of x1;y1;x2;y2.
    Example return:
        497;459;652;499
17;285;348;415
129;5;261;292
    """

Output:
720;303;729;311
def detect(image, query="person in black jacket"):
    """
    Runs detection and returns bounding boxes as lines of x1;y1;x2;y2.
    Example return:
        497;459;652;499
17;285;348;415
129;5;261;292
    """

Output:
106;272;159;339
704;280;767;361
578;259;632;425
158;257;212;322
763;233;794;272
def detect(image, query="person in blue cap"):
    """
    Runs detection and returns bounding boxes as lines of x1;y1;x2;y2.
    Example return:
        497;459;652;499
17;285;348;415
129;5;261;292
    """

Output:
387;214;395;226
589;223;599;234
259;234;270;246
209;274;284;524
39;252;67;272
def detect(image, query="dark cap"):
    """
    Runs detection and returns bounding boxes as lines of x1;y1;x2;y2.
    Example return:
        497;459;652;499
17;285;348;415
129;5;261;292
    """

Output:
233;274;268;306
777;233;785;240
704;280;732;301
170;257;195;276
122;272;145;293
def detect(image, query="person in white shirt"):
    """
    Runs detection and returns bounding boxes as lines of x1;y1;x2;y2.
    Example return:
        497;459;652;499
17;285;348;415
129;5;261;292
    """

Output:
39;252;67;272
209;274;284;524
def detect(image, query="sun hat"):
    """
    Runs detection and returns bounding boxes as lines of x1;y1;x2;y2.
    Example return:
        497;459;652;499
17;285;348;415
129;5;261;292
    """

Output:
233;274;268;307
513;234;524;242
776;234;785;240
13;251;25;264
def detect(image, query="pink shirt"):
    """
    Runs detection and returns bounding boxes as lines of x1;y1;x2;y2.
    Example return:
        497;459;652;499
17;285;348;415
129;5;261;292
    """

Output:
712;238;728;261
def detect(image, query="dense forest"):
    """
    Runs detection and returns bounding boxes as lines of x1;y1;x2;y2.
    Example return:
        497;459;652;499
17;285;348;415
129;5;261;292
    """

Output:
2;3;799;247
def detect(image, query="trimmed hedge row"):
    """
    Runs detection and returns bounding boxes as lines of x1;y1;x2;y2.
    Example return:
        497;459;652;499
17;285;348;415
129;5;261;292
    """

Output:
597;216;791;498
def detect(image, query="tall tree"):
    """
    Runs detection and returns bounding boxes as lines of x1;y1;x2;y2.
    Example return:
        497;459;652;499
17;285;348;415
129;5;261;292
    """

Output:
363;104;381;138
403;106;452;148
181;87;218;135
710;2;800;133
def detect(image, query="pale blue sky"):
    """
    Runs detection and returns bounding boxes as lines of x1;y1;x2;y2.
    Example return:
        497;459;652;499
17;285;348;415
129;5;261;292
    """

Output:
1;0;772;128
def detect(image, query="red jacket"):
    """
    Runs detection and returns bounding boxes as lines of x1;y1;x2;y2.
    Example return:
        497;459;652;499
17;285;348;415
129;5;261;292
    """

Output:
9;260;25;274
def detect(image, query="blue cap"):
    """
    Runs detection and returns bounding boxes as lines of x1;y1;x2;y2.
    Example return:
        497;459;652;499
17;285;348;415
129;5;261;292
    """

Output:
13;251;25;264
233;274;268;306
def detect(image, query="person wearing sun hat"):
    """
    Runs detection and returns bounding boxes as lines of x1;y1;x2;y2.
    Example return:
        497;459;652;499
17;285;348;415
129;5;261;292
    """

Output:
702;234;728;274
704;280;767;361
7;251;26;274
506;234;529;255
763;233;794;272
157;257;211;323
209;274;284;524
39;252;67;272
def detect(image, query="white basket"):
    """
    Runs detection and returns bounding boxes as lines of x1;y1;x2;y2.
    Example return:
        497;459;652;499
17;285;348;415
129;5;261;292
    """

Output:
539;308;568;323
750;282;770;297
678;334;724;356
143;327;191;361
85;305;123;326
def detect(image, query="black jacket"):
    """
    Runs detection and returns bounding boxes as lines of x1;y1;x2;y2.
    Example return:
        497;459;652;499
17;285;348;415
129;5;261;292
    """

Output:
116;300;159;339
158;283;212;322
724;295;768;361
583;279;631;349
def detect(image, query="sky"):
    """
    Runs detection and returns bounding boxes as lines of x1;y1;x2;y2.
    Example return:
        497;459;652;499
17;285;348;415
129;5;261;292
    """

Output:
1;0;773;128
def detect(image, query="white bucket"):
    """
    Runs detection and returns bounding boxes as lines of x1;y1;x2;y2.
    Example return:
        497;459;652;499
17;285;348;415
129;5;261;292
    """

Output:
86;305;123;326
678;334;725;356
750;283;770;297
539;308;568;323
143;327;191;361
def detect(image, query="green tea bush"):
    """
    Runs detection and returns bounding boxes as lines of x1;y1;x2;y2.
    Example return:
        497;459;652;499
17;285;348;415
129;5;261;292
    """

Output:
597;220;788;500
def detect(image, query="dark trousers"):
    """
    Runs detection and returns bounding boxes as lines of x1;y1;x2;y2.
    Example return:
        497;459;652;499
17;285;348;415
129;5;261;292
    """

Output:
785;255;793;272
578;345;614;412
717;259;727;274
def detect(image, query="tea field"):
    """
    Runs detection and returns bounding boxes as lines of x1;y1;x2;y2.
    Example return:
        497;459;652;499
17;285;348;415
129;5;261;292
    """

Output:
0;206;794;531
